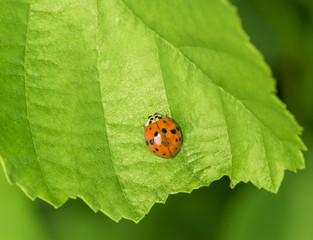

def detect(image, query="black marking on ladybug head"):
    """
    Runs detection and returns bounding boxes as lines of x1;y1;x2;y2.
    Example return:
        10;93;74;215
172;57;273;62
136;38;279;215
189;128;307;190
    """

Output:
146;113;165;126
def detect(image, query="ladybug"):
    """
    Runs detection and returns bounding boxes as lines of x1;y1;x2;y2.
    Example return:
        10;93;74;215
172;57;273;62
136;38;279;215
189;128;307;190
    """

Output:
144;113;182;158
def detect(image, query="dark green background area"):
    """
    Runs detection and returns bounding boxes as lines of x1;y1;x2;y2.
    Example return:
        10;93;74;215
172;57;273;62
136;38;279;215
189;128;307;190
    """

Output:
1;0;312;239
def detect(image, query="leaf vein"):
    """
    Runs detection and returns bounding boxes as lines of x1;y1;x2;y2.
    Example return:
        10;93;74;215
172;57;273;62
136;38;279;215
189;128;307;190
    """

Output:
95;0;136;217
260;130;275;189
23;1;52;198
218;90;234;178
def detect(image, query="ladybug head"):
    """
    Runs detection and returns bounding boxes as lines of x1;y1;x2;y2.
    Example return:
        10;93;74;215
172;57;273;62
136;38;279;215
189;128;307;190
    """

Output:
145;113;165;126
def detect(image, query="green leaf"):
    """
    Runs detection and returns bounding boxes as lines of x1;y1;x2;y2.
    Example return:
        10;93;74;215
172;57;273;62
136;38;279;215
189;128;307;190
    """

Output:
0;0;305;222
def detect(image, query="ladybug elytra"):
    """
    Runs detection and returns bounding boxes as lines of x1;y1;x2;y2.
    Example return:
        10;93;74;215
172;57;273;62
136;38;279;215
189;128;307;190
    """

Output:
144;113;182;158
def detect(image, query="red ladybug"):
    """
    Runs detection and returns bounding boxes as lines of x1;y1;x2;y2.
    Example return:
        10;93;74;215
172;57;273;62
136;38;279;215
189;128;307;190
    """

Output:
144;113;182;158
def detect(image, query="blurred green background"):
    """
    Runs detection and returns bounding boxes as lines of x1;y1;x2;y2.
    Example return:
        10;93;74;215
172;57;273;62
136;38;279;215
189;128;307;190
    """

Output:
1;0;312;239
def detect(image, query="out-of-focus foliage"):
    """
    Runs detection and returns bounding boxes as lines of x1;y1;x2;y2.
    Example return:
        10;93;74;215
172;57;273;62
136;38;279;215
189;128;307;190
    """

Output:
0;0;312;239
0;167;46;240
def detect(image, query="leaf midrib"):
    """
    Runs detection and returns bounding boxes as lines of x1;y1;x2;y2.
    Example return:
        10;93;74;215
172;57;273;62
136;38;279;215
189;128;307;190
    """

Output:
23;1;53;200
95;0;136;217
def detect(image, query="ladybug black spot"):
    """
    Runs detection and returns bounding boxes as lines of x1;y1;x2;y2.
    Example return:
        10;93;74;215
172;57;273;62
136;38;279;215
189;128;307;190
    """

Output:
155;148;159;151
154;131;159;137
162;128;167;133
175;148;178;150
163;120;166;123
153;150;156;153
163;153;166;156
175;138;178;142
149;127;151;130
179;137;182;142
171;129;176;134
149;139;154;145
146;140;149;145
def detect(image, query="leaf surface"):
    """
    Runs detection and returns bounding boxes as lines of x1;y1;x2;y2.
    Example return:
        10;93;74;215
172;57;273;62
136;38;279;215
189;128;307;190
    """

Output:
0;0;305;222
